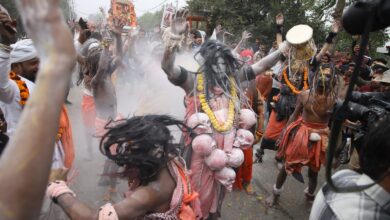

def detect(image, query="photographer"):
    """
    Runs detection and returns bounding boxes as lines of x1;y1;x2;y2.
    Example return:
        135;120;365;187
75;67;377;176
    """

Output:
360;58;389;92
310;114;390;219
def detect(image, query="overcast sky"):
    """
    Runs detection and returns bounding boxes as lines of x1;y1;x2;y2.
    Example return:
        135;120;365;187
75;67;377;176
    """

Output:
74;0;187;17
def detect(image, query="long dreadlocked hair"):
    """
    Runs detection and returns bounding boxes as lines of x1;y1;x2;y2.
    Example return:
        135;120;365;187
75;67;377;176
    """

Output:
99;115;190;185
193;40;252;111
76;38;101;85
307;63;339;114
195;40;241;89
86;46;103;78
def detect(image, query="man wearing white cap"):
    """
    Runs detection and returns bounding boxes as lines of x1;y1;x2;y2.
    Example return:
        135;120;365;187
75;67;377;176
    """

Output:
0;9;74;178
0;38;39;136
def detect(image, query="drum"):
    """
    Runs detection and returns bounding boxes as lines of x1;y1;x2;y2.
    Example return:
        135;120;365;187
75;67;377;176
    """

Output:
286;24;317;61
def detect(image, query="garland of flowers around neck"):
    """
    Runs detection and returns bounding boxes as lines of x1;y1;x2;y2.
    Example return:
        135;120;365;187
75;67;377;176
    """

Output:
197;73;237;132
282;66;309;95
9;71;30;106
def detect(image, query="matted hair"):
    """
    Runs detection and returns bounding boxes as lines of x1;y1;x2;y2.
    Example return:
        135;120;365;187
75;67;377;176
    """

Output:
99;115;190;185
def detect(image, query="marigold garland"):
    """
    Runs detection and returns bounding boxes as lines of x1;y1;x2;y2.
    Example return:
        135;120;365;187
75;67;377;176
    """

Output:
282;67;309;95
197;73;237;132
56;127;63;141
9;71;63;139
9;71;30;106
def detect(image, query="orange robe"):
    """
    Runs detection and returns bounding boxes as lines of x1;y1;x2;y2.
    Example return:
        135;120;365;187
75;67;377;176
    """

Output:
277;118;329;174
234;75;270;189
263;110;287;141
59;105;75;169
81;94;96;132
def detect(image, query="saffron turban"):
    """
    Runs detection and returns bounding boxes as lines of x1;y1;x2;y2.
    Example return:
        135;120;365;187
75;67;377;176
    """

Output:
10;39;38;64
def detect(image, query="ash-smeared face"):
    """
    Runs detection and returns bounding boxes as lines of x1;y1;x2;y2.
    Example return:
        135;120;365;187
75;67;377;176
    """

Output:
210;53;229;87
211;54;228;76
316;66;333;91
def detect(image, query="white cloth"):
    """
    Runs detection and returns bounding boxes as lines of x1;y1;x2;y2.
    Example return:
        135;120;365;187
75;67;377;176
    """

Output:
0;75;35;137
0;48;65;168
10;39;38;64
310;169;390;220
0;49;35;136
52;140;65;169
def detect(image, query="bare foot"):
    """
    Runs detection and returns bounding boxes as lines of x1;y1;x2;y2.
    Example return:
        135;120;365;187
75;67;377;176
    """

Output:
304;188;315;203
265;194;278;207
244;183;255;195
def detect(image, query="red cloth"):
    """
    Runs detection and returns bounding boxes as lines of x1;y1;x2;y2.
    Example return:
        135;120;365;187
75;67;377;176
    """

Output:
59;106;74;168
263;110;287;141
276;118;329;174
359;84;374;92
255;74;272;100
233;147;253;189
81;94;96;131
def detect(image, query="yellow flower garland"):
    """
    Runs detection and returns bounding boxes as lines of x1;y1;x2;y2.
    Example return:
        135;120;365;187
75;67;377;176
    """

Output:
197;74;237;132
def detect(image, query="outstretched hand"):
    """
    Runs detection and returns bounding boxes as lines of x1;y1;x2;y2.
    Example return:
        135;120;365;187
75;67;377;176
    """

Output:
171;9;188;35
111;16;125;35
241;30;252;41
15;0;75;66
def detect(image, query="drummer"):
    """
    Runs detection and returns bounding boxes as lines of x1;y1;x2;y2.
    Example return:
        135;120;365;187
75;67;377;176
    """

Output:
257;18;341;160
260;18;341;207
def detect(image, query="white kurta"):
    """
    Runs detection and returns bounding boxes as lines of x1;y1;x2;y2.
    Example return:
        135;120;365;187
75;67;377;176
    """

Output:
0;49;65;168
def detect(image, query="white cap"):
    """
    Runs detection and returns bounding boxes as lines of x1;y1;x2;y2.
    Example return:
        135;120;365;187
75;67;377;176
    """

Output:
10;39;38;64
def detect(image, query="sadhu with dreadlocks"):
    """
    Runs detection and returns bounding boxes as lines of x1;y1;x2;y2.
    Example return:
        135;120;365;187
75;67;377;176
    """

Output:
47;115;201;219
161;9;289;219
265;63;339;207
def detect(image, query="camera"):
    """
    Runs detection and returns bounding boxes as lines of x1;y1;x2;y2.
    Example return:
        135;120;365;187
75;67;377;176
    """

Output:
335;92;390;153
343;0;390;35
339;92;390;125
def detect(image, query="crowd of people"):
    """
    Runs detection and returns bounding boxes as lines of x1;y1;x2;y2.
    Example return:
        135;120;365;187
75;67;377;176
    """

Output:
0;1;389;220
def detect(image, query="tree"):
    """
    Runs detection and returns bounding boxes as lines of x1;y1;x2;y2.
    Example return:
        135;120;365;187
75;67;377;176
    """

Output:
187;0;388;57
137;8;164;31
187;0;328;48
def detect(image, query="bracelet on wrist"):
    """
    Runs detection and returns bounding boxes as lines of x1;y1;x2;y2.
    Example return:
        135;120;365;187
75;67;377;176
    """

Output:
52;192;75;204
276;25;283;34
325;32;337;44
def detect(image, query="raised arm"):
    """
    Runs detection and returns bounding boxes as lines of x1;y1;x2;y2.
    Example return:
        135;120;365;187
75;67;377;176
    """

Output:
0;8;18;103
275;13;284;46
0;0;76;219
315;19;340;62
248;41;289;78
111;17;124;59
91;42;117;120
161;10;193;93
233;30;252;56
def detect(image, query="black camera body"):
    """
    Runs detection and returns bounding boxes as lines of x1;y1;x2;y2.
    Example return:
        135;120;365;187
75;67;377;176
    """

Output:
334;92;390;158
343;0;390;35
341;92;390;126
